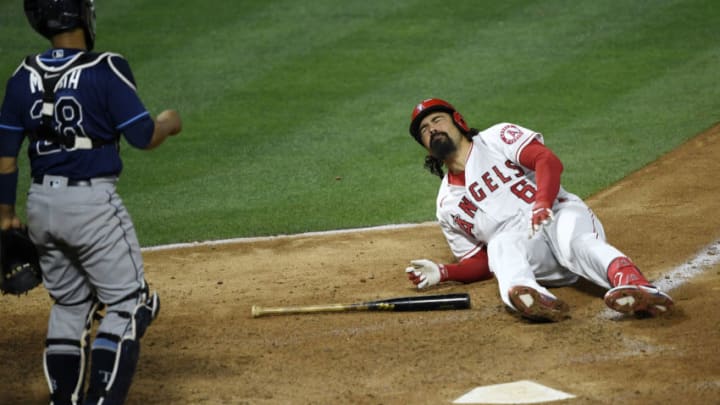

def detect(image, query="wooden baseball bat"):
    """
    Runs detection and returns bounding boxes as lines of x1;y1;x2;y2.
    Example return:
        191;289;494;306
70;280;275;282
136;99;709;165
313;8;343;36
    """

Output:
251;293;471;318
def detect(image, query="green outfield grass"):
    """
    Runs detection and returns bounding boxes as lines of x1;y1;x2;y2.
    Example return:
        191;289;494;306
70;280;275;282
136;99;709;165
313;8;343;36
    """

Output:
1;0;718;246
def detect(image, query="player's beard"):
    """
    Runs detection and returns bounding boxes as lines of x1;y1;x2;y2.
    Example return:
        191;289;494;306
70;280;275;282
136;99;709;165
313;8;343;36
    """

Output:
429;132;457;161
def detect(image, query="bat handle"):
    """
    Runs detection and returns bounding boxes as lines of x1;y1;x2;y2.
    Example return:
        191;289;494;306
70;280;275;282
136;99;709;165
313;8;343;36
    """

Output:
251;303;359;318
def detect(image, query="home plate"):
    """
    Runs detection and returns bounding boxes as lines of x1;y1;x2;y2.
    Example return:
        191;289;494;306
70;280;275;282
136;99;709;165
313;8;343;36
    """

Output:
453;380;575;404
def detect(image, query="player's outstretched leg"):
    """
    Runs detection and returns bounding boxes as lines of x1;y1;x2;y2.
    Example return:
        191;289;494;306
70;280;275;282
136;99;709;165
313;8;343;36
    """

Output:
508;285;570;322
84;288;160;405
603;257;674;316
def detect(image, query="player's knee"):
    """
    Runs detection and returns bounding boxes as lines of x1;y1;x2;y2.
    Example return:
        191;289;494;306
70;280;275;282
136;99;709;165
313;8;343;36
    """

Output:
47;296;98;342
487;232;525;265
99;287;160;339
567;233;606;260
135;288;160;339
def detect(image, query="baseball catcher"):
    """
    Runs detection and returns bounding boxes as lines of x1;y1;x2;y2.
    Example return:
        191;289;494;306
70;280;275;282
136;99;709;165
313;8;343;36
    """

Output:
0;228;42;295
0;0;181;404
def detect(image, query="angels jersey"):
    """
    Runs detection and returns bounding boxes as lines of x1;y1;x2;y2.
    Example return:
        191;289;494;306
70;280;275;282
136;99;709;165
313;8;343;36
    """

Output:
437;122;579;261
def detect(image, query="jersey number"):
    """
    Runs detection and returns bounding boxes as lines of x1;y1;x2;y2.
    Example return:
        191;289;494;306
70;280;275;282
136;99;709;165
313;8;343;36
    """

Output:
31;96;87;155
510;179;536;203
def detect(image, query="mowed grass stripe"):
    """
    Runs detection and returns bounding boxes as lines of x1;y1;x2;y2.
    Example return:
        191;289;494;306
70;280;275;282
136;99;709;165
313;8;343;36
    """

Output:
1;1;718;244
112;0;720;243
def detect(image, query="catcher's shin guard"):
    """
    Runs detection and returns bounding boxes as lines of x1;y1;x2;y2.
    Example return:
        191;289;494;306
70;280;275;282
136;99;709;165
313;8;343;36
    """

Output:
44;352;84;405
84;335;138;405
43;300;102;405
85;290;160;405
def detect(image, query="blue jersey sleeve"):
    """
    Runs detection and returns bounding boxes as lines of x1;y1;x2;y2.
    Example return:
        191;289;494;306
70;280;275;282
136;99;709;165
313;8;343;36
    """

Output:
122;115;155;149
105;55;154;149
0;74;27;157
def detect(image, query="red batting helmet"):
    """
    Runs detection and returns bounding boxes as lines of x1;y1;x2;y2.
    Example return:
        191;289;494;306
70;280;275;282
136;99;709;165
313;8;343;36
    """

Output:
409;98;470;144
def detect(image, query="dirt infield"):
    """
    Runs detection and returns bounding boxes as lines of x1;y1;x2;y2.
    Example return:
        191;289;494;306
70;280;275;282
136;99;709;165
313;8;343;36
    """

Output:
2;124;720;404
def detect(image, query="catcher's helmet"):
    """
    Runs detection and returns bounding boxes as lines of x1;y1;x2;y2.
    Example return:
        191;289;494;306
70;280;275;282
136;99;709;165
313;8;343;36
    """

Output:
24;0;96;51
409;98;470;144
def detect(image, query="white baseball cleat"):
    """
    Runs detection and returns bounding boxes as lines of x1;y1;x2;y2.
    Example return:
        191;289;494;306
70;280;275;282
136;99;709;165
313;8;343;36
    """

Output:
604;285;674;317
508;286;570;322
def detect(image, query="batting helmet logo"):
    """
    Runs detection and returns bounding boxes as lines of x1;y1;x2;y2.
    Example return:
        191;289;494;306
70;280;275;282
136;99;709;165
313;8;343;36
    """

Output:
409;98;470;144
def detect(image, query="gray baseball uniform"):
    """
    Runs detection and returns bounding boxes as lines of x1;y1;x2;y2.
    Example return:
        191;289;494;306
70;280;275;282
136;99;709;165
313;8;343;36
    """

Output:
0;22;162;405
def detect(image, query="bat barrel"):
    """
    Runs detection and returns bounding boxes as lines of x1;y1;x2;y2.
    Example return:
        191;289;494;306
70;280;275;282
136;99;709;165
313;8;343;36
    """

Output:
372;293;471;311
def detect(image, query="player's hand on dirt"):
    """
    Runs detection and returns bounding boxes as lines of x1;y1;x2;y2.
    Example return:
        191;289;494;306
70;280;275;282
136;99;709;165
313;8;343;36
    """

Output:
529;202;554;238
405;259;445;289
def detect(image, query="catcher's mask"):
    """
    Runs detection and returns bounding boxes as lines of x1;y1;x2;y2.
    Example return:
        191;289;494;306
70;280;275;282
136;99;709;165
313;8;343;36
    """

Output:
409;98;470;145
24;0;96;51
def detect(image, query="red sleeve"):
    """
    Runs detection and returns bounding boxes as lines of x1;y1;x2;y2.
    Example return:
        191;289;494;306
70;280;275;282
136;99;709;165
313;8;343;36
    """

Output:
518;140;563;207
442;248;493;283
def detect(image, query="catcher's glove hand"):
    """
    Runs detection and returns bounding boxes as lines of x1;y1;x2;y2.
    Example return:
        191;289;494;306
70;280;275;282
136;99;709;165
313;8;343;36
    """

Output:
1;228;42;295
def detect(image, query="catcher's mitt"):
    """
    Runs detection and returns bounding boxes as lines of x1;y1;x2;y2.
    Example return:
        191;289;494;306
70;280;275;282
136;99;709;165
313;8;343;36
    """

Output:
0;228;42;295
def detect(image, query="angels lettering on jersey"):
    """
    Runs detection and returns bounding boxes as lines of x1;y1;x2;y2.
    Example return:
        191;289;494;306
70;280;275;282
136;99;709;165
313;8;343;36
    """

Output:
437;123;574;260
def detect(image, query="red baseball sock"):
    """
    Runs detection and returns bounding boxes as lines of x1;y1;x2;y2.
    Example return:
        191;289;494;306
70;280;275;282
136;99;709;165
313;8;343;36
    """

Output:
607;257;650;287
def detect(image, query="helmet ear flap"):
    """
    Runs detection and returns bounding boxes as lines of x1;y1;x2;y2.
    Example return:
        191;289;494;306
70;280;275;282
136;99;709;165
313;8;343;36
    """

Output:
81;0;96;51
452;111;469;133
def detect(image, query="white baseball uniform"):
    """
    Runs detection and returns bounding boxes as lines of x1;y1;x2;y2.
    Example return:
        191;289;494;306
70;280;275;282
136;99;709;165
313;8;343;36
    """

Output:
436;123;626;309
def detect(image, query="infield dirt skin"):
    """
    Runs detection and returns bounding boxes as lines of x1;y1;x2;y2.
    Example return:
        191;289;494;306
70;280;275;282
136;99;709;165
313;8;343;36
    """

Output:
2;125;719;404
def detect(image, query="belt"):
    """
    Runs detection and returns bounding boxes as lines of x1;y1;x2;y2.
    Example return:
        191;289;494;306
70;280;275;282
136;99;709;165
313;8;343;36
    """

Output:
33;176;93;187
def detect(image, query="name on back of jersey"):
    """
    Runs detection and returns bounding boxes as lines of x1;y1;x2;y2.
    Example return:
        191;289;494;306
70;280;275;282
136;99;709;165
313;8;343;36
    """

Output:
29;69;81;93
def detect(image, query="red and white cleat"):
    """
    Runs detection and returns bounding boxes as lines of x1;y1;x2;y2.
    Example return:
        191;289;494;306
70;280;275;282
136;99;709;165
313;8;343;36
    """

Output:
604;285;674;317
508;285;570;322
